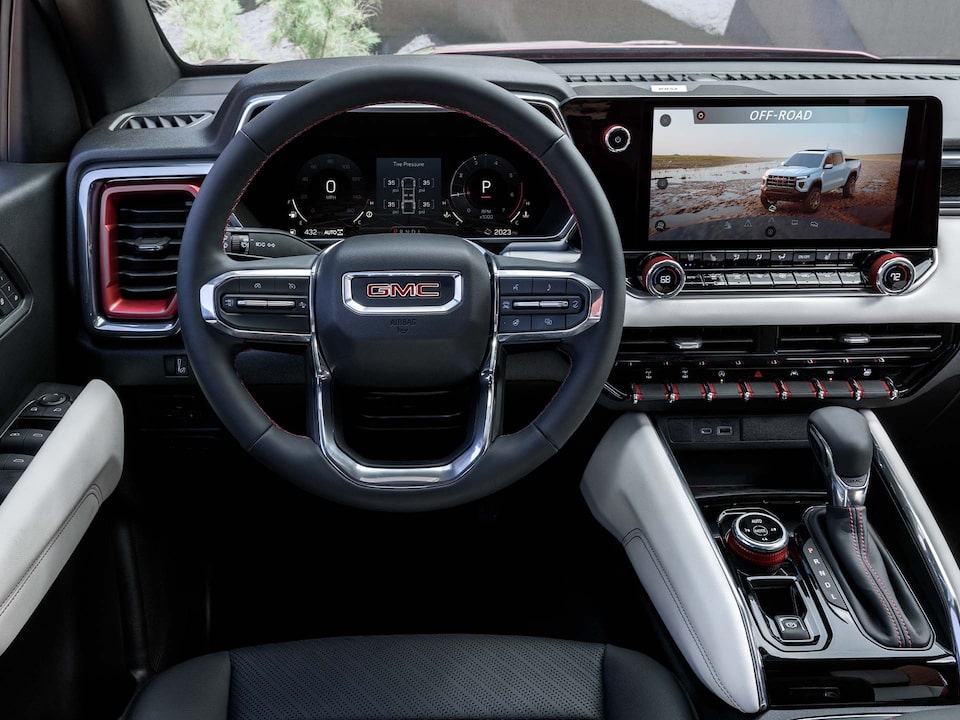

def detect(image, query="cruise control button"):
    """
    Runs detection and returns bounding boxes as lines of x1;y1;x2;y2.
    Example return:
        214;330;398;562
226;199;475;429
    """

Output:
532;278;564;295
499;315;531;333
532;315;563;331
276;277;308;295
239;277;274;293
220;295;238;311
293;298;310;315
567;295;584;313
539;299;569;310
500;278;531;295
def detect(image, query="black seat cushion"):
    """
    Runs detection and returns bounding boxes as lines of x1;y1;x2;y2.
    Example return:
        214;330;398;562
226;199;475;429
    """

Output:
123;635;695;720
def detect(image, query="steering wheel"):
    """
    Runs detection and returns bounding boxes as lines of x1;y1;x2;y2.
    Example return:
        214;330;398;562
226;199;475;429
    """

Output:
178;65;625;511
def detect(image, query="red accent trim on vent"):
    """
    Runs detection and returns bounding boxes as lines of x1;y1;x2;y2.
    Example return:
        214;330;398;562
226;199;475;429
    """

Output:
99;181;200;320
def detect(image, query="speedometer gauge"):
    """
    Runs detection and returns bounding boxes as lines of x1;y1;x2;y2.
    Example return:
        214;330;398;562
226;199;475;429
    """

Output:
448;154;523;225
291;153;369;224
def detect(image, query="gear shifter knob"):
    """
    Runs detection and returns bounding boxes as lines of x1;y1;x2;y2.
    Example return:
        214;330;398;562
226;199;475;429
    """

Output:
807;406;874;507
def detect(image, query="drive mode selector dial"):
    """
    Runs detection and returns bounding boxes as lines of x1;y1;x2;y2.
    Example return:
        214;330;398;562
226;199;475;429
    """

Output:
638;254;685;298
867;252;916;295
725;511;789;568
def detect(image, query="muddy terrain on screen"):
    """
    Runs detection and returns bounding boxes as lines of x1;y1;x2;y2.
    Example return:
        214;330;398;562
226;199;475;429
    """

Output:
648;155;900;235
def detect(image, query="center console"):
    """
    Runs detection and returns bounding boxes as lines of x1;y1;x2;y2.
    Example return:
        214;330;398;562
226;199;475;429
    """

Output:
582;409;960;716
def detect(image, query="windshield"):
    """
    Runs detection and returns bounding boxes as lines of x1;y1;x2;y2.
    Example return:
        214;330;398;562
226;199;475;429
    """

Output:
150;0;960;65
783;152;824;168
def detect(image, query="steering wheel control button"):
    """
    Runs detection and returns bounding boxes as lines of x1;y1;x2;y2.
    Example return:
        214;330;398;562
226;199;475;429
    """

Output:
725;510;789;568
868;253;916;295
499;315;531;333
276;277;308;295
500;278;532;295
239;277;275;293
532;315;564;331
775;615;811;642
603;125;632;153
532;278;564;295
38;392;68;406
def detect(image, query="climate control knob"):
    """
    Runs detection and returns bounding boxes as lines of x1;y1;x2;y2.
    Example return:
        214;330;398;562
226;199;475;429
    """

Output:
725;511;789;569
867;253;916;295
638;254;685;298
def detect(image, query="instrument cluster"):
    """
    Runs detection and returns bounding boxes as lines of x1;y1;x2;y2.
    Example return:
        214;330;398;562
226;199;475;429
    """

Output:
240;110;573;245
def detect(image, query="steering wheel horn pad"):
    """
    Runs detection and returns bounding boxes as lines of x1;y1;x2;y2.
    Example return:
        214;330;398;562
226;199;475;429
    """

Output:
179;63;625;511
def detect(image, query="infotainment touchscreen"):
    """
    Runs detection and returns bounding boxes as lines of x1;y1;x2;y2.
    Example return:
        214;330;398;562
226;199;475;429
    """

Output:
648;104;910;242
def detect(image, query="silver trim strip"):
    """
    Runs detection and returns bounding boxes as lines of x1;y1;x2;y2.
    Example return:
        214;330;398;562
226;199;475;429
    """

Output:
495;268;603;344
341;271;462;315
863;409;960;660
199;266;314;343
77;163;213;337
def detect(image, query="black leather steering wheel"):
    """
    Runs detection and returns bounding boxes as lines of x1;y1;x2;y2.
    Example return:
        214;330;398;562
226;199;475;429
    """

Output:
178;65;625;511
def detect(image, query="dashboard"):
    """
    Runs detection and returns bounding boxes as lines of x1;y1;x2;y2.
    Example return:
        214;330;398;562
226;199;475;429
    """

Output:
63;54;960;411
238;110;573;245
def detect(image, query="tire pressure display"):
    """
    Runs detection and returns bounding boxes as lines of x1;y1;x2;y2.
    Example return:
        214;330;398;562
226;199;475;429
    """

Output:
375;158;442;227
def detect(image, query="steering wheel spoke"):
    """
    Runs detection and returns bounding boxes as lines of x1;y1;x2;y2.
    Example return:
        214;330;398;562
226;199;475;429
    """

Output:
199;255;317;345
493;255;604;345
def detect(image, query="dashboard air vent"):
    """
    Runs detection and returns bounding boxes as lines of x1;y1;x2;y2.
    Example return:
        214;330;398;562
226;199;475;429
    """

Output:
564;72;960;84
115;112;212;130
99;181;200;319
776;324;947;355
619;326;759;358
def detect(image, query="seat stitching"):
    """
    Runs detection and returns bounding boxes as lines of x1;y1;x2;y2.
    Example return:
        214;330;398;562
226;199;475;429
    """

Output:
628;533;743;711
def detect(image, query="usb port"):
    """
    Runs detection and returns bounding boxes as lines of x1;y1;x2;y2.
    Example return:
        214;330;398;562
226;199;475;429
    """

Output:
716;425;734;436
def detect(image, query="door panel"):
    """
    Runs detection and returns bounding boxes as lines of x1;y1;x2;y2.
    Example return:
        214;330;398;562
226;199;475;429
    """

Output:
0;163;64;409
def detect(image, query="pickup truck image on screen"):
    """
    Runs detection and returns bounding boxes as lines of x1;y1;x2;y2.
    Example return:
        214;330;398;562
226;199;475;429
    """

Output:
648;105;909;242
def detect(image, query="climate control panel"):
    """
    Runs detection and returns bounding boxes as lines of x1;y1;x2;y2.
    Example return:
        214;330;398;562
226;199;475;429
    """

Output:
627;248;931;296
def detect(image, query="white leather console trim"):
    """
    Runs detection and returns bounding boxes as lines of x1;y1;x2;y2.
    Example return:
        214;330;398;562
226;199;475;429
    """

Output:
581;413;764;713
0;380;123;655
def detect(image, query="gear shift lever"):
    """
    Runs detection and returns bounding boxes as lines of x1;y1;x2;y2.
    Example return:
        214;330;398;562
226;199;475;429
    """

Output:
805;406;931;649
807;406;874;507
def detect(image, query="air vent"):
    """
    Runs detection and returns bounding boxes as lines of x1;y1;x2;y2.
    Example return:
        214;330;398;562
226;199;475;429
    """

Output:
776;324;947;355
99;181;200;320
620;326;759;357
115;112;212;130
339;386;472;462
563;72;960;84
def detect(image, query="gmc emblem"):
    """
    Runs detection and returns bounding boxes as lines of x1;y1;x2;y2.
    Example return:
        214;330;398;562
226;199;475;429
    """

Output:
366;281;441;299
343;271;462;315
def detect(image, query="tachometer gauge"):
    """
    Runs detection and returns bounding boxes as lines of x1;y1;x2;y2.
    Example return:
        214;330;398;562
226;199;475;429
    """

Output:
448;154;523;225
291;153;369;225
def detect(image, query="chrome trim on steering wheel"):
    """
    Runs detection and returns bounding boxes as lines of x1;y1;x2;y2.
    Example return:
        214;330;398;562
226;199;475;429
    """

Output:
342;271;463;315
309;250;499;488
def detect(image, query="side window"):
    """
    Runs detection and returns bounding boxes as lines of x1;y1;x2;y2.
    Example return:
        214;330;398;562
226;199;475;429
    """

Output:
829;152;842;166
